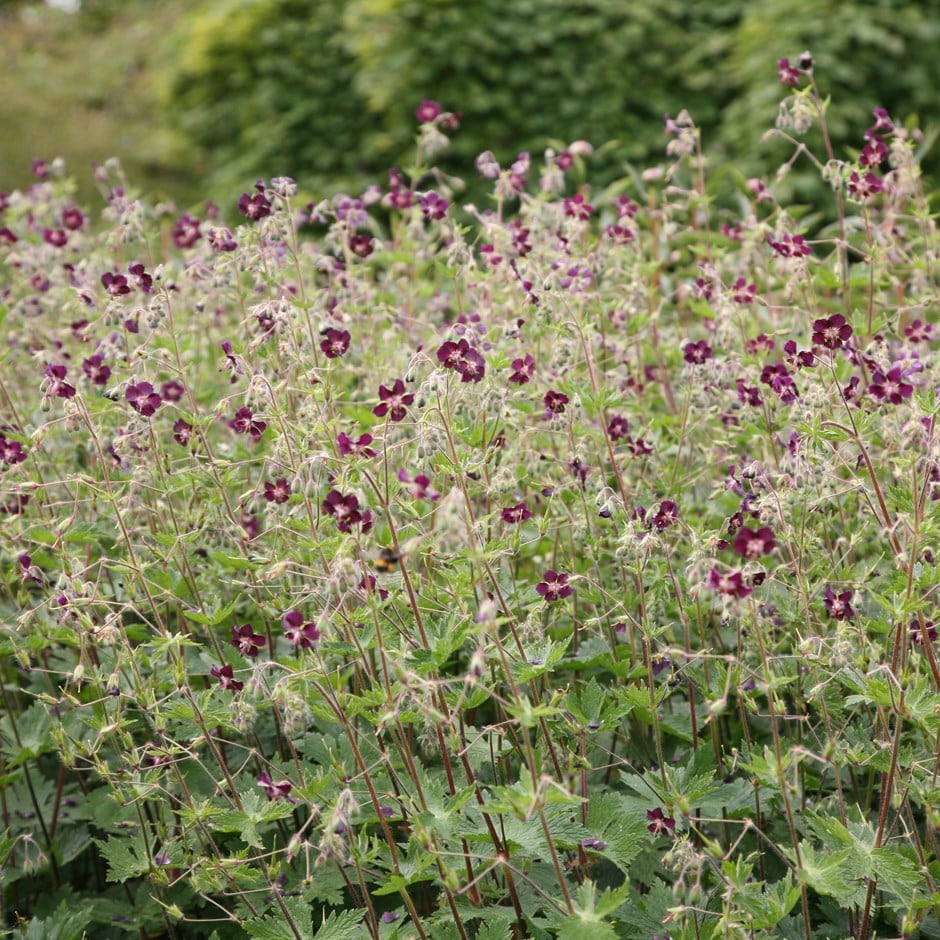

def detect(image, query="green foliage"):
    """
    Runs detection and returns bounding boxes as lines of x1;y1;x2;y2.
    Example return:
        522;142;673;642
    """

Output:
163;0;377;195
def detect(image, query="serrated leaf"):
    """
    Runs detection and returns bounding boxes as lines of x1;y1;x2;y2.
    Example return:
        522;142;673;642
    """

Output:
312;907;365;939
94;833;152;883
245;897;314;940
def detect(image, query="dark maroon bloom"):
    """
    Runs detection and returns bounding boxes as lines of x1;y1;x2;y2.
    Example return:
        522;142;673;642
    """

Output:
760;363;798;404
904;319;933;344
415;99;442;123
125;382;162;417
768;233;811;258
240;509;260;540
373;379;414;422
651;655;672;677
61;206;84;230
646;808;676;835
536;569;573;602
563;193;593;220
0;435;26;465
397;468;441;501
910;618;937;646
437;338;485;383
238;182;272;221
735;379;762;407
263;477;292;504
777;57;800;86
348;234;374;258
651;500;679;530
812;314;852;350
229;406;266;440
628;437;654;457
159;380;185;403
82;354;111;386
19;553;41;586
358;575;389;601
172;418;194;447
44;228;67;247
209;227;238;252
172;213;201;248
683;340;712;365
323;489;373;534
501;501;531;524
320;328;351;359
783;340;815;369
258;771;298;803
860;137;888;168
282;610;321;649
607;415;630;441
823;586;854;620
707;568;752;599
869;367;913;404
544;390;569;415
508;353;535;385
232;623;266;657
419;191;448;221
847;171;885;201
210;663;244;692
732;526;776;559
731;278;757;304
0;227;17;245
128;262;153;293
45;364;76;399
337;432;376;458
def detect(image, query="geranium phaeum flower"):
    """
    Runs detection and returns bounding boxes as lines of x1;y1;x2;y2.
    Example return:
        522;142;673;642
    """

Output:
536;569;572;602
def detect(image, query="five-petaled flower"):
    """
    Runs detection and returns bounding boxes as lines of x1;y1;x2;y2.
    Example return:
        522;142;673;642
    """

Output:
398;468;441;501
0;434;27;465
508;353;535;385
45;364;76;399
263;477;292;504
501;501;531;524
258;771;298;803
126;382;162;417
910;618;937;646
282;610;321;649
732;526;776;559
101;271;131;297
607;415;630;441
869;367;913;405
323;489;373;534
812;314;852;350
320;328;351;359
683;340;713;365
415;99;442;124
231;624;266;657
536;569;573;602
544;390;569;416
337;432;376;458
238;181;272;220
229;406;267;440
373;379;414;422
823;586;854;620
777;58;800;86
647;807;676;835
437;339;485;383
651;500;679;530
210;663;244;692
707;568;752;599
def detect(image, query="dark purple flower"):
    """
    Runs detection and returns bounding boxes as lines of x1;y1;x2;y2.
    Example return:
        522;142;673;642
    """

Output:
607;415;630;441
381;912;399;924
172;418;194;447
337;432;376;458
415;99;442;123
420;191;448;221
707;568;752;599
847;171;885;202
128;262;152;293
509;353;535;385
209;227;238;252
735;379;762;407
82;354;111;386
210;663;244;692
869;367;913;405
683;340;712;365
564;193;593;220
904;320;933;344
282;610;321;649
172;213;201;248
536;569;573;602
777;58;800;86
731;278;757;304
232;623;266;657
239;181;272;220
437;338;485;383
397;468;441;501
732;526;776;559
320;328;351;359
651;500;679;530
61;206;84;230
373;379;414;422
102;271;131;297
258;771;298;803
323;490;373;534
229;407;266;440
125;382;162;417
580;838;607;851
812;314;852;350
44;364;76;399
910;618;937;647
823;586;854;621
44;227;68;247
263;477;292;504
160;380;185;403
544;390;569;415
646;807;676;835
501;501;531;524
0;435;27;465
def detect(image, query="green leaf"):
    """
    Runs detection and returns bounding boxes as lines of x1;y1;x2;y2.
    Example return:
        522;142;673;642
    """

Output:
94;833;152;883
245;896;314;940
312;907;365;939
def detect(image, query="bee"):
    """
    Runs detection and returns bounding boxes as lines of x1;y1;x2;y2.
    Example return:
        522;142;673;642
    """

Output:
373;547;401;573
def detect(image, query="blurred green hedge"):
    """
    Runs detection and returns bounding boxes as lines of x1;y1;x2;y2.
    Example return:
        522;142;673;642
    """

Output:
158;0;937;201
